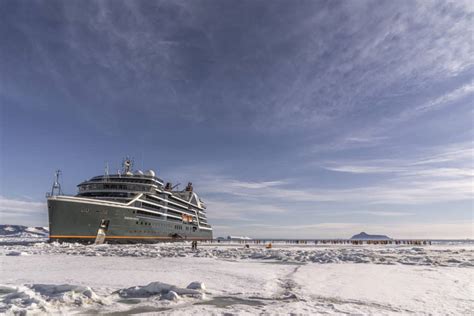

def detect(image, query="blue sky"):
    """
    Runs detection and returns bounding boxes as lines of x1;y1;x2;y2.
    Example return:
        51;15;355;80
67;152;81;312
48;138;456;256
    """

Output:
0;0;473;238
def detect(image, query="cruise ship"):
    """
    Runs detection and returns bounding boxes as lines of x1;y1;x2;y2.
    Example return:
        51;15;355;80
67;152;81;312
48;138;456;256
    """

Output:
47;159;213;243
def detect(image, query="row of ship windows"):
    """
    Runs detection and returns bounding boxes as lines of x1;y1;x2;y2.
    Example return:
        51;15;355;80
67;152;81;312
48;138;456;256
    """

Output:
91;177;157;184
78;184;201;211
136;205;190;220
141;202;163;212
134;209;161;218
132;210;183;223
168;198;189;209
147;193;188;209
139;199;196;216
80;192;130;198
136;221;169;227
80;183;149;192
128;230;196;235
145;195;198;213
135;221;195;231
129;230;167;234
146;195;167;205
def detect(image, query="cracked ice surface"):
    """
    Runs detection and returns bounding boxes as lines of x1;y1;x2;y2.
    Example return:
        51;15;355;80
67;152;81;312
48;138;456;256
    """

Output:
1;241;473;267
1;242;473;315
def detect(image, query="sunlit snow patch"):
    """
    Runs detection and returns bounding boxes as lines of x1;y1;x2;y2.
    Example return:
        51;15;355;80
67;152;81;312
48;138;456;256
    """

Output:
0;284;103;314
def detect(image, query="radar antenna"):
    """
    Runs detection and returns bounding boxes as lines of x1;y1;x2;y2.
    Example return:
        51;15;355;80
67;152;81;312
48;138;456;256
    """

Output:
122;157;134;175
104;162;109;182
50;169;63;196
185;182;193;192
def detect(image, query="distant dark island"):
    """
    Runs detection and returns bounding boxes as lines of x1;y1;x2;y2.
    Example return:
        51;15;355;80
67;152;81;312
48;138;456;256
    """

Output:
350;232;391;240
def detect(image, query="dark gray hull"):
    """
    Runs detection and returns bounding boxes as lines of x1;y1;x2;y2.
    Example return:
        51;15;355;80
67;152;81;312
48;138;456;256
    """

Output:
47;197;213;243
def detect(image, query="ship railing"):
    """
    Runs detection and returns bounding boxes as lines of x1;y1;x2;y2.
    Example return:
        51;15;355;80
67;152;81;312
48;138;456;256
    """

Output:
46;192;76;198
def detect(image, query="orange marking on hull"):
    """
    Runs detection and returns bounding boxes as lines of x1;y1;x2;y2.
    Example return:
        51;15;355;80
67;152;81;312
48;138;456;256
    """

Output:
49;235;209;240
49;235;96;239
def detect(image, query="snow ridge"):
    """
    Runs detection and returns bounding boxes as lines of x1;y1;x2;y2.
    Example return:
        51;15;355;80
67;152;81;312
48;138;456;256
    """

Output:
0;225;49;238
1;242;472;267
0;281;207;315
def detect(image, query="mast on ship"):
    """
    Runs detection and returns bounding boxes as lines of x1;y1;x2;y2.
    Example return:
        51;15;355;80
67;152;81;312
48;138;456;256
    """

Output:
104;162;109;182
122;157;134;176
50;169;63;196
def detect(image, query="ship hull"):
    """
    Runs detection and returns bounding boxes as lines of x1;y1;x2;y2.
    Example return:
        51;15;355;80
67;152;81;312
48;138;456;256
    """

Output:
47;196;213;243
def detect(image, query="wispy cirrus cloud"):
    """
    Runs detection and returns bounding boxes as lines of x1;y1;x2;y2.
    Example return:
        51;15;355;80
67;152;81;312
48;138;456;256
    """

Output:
196;173;472;206
313;142;473;204
1;1;472;237
351;211;414;217
321;142;473;175
0;196;46;215
415;81;474;113
225;180;286;190
194;141;473;211
2;1;473;133
384;82;474;132
310;81;474;154
259;1;474;130
220;221;473;239
206;199;287;220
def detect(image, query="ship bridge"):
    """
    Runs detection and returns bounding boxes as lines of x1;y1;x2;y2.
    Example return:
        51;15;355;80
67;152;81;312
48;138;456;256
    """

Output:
77;172;162;201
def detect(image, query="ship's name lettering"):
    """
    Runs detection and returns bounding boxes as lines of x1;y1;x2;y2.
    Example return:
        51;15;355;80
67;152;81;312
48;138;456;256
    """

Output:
124;216;139;221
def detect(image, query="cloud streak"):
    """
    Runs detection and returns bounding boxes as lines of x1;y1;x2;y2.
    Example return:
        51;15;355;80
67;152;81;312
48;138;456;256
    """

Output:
218;221;474;239
2;0;473;133
195;142;473;221
0;196;47;226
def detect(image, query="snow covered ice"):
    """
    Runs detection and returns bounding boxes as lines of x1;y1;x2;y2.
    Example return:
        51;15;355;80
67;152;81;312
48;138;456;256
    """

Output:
0;240;473;315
